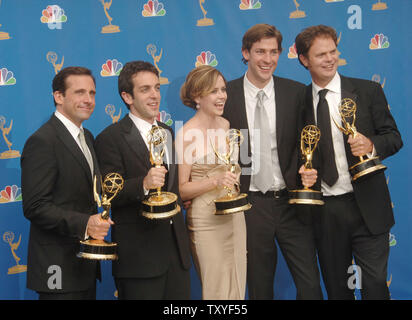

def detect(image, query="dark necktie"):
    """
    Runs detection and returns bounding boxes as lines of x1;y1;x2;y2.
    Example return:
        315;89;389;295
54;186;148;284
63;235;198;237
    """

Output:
316;89;338;186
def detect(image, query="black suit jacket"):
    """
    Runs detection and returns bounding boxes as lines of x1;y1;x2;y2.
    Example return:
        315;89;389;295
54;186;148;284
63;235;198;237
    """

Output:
223;75;305;192
21;114;100;293
303;75;403;235
94;115;191;279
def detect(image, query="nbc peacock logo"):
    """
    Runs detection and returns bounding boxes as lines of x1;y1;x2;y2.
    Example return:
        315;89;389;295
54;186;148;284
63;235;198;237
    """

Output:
0;185;22;204
288;43;298;59
195;51;218;67
100;59;123;77
40;5;67;30
239;0;262;10
0;67;16;86
389;233;397;247
142;0;166;17
157;110;173;126
369;33;390;50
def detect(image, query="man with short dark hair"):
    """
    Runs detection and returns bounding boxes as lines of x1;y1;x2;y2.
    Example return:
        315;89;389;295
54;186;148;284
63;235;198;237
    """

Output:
21;66;111;300
94;61;191;299
295;24;403;299
223;24;323;300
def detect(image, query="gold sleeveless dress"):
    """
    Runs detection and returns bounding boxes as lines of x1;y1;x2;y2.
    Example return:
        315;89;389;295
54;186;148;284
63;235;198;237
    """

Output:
186;153;246;300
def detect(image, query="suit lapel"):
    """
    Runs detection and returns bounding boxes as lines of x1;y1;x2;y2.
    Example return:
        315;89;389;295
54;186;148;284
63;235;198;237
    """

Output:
120;115;152;171
84;129;100;180
273;76;286;148
230;77;251;156
304;84;316;124
340;75;359;167
51;115;93;185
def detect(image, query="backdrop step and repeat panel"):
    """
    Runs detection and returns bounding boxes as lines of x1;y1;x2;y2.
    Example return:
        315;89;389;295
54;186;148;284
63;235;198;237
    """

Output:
0;0;410;300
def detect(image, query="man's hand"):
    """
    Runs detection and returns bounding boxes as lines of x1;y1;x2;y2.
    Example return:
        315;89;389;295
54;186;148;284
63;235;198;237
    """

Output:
143;166;168;190
348;133;373;157
86;214;114;240
299;165;318;188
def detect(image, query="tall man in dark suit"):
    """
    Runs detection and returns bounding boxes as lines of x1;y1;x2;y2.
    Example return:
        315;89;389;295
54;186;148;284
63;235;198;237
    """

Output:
295;25;403;299
223;24;322;300
94;61;191;299
21;66;113;300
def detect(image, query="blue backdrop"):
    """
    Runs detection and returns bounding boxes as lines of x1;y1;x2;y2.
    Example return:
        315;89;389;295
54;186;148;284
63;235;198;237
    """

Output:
0;0;410;300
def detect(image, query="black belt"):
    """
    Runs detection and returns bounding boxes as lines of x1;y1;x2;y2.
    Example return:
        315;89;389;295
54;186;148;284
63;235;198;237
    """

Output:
249;188;288;199
323;192;355;201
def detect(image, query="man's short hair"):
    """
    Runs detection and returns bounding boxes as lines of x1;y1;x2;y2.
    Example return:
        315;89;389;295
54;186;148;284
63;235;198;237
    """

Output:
241;24;283;64
118;61;159;109
295;25;338;68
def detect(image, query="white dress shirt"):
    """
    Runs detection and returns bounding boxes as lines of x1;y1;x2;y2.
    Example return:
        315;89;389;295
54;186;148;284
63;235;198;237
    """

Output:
55;111;85;152
311;72;353;196
243;73;286;192
55;111;92;240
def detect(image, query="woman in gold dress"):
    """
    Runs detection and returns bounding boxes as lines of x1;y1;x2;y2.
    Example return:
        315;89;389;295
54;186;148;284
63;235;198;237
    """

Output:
176;65;246;300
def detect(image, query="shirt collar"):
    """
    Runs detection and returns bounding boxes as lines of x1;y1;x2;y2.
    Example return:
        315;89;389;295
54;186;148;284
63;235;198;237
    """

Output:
244;72;274;100
312;72;341;98
128;112;158;139
54;111;82;140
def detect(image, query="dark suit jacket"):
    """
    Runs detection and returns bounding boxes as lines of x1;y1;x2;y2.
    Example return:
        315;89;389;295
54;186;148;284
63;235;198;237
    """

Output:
223;75;305;192
21;114;100;293
303;75;403;235
94;115;191;279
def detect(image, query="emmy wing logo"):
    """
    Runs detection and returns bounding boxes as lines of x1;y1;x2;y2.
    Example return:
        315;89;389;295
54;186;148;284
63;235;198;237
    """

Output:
369;34;390;50
0;0;10;40
101;59;123;77
105;104;122;123
3;232;27;275
337;32;347;66
0;185;22;203
372;74;386;88
239;0;261;10
100;0;121;33
157;110;173;126
0;67;15;86
142;0;166;17
372;0;388;11
197;0;214;26
290;0;306;19
288;43;298;59
0;116;20;159
147;44;169;85
40;5;67;30
195;51;218;67
46;51;64;74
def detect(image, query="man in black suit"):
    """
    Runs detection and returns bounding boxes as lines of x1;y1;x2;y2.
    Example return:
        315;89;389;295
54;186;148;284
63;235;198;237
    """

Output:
223;24;322;300
21;66;112;300
94;61;191;299
295;25;403;299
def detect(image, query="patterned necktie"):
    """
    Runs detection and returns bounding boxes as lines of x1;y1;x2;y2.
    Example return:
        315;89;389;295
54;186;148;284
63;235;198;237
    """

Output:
78;128;94;177
253;90;273;193
316;89;338;186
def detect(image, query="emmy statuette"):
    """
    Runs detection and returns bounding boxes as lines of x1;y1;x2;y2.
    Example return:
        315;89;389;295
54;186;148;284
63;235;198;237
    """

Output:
77;173;124;260
289;125;324;205
333;98;386;181
211;129;252;215
141;126;181;219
